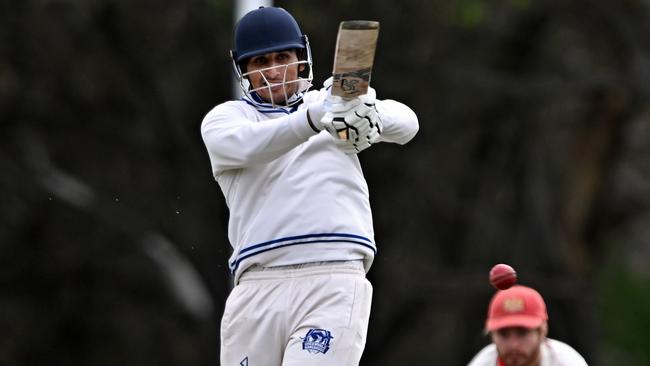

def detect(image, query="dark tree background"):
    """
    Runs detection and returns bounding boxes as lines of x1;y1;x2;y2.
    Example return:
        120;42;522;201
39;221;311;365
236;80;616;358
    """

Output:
2;0;650;365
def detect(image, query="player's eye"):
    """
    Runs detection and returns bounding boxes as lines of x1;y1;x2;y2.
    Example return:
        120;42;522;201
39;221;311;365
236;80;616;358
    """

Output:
496;329;509;338
251;56;268;65
276;52;294;63
514;328;530;337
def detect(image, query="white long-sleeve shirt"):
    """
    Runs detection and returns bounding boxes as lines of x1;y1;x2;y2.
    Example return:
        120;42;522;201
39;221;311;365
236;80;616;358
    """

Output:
467;338;588;366
201;87;418;283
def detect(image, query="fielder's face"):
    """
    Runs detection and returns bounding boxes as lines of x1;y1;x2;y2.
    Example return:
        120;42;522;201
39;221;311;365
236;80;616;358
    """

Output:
245;50;305;104
491;325;547;366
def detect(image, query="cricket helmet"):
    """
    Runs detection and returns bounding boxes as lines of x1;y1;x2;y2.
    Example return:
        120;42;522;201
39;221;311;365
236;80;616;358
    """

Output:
230;7;313;107
232;7;307;63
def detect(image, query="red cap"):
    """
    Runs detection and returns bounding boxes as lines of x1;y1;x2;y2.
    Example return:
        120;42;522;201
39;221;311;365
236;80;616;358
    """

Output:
486;285;548;331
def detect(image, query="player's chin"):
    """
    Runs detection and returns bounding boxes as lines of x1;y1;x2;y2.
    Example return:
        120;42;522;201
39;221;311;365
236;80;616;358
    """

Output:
256;90;280;104
501;352;530;366
270;91;294;104
269;85;287;96
268;95;288;105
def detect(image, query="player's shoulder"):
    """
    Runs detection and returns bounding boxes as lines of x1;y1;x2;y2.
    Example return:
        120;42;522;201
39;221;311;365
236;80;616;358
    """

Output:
202;99;253;124
544;338;588;365
205;99;250;116
467;343;497;366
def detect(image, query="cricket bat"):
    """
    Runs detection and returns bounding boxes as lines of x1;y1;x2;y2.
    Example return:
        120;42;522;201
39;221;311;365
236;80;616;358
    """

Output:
331;20;380;139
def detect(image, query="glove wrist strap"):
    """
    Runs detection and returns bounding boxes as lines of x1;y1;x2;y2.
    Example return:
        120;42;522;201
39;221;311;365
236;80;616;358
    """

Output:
306;109;321;133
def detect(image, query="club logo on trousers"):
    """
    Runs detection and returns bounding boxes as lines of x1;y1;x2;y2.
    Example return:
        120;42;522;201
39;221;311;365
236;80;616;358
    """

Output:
301;328;334;354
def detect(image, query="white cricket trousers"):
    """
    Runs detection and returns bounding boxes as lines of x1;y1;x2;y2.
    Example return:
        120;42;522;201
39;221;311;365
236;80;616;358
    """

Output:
220;260;373;366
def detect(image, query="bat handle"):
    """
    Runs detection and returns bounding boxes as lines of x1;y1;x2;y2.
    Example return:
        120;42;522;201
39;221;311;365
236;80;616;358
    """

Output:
337;129;348;140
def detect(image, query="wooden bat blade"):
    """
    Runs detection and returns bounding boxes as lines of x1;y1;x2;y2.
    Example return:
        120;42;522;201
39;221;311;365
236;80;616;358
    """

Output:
331;20;380;99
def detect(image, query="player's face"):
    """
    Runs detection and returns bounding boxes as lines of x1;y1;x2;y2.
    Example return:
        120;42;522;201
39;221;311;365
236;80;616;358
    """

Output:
491;326;546;366
245;50;304;104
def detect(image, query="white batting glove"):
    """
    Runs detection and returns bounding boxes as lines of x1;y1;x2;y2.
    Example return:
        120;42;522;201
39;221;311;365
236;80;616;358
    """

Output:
308;95;362;133
336;104;383;154
322;88;383;154
359;85;376;105
307;77;361;133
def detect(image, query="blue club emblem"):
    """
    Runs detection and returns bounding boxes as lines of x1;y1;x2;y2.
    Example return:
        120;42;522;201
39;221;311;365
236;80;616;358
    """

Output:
301;328;334;354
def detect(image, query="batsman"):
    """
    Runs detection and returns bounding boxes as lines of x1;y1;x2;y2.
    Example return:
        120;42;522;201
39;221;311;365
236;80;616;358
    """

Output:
200;6;418;366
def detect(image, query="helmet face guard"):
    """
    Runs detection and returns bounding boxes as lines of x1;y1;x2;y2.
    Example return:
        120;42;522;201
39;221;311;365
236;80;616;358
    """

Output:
231;38;313;108
230;7;313;107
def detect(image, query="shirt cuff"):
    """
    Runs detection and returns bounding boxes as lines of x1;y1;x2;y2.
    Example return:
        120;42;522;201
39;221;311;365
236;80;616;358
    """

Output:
288;108;319;139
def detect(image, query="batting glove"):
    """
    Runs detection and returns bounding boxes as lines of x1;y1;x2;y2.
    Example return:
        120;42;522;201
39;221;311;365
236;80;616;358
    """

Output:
322;89;382;154
307;95;362;133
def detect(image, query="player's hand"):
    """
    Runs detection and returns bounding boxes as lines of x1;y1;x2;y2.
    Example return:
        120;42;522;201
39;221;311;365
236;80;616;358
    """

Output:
307;94;361;133
322;89;382;154
332;104;382;154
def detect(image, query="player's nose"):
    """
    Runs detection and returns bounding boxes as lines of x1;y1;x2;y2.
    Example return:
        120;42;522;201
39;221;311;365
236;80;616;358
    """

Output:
264;64;285;80
505;335;524;350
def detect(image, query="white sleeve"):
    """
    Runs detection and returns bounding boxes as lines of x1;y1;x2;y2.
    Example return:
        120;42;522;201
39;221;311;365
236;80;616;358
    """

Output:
466;344;498;366
546;339;589;366
374;99;419;145
200;102;316;172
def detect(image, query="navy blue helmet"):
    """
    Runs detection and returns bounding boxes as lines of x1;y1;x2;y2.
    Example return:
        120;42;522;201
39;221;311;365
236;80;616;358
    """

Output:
232;7;307;63
230;7;313;107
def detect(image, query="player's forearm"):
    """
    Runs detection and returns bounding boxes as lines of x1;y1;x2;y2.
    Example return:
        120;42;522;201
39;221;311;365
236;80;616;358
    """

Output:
201;108;315;169
375;99;419;144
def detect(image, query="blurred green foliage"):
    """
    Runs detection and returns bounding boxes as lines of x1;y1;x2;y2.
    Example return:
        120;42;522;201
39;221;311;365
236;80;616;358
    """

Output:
599;262;650;365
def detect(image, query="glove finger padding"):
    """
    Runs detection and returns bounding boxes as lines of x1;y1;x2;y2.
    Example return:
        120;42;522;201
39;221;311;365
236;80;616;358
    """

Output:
320;114;349;138
320;99;361;139
363;107;382;143
334;136;372;155
321;92;383;154
353;138;372;152
332;117;352;139
343;113;368;138
345;104;382;140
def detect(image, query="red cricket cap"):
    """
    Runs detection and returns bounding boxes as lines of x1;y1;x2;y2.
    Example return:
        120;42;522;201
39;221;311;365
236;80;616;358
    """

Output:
486;285;548;331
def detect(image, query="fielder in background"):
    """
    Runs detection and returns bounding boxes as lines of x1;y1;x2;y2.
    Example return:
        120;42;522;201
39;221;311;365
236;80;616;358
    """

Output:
200;6;418;366
467;285;588;366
